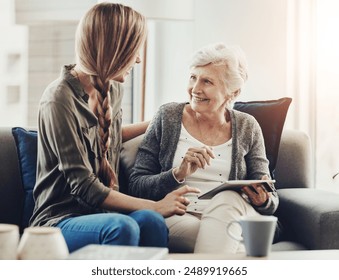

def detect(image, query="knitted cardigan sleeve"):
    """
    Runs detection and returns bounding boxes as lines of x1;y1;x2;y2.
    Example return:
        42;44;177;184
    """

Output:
128;102;186;201
229;109;279;215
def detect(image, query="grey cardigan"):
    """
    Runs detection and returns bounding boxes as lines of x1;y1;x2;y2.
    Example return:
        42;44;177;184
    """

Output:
129;102;278;215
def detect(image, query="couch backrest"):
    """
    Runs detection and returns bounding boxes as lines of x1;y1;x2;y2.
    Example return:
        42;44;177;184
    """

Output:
0;127;25;230
274;129;313;189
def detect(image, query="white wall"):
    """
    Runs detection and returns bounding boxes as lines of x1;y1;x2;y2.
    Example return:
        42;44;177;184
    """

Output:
15;0;96;24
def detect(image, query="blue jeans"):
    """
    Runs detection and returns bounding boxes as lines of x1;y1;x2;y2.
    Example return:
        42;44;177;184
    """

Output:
56;210;168;253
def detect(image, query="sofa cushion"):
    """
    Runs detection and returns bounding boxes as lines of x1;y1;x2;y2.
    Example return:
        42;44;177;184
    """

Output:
233;97;292;178
119;134;145;194
12;127;37;228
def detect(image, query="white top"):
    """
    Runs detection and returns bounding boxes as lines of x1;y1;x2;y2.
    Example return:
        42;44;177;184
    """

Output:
172;124;232;213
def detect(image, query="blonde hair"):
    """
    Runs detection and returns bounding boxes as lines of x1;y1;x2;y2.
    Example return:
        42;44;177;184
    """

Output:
75;3;147;188
189;43;248;96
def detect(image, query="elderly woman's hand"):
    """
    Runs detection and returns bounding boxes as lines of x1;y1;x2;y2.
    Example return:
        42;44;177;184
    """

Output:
173;146;215;181
241;175;271;207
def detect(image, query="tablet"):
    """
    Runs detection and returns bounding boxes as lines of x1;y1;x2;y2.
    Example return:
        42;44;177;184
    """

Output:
198;179;276;199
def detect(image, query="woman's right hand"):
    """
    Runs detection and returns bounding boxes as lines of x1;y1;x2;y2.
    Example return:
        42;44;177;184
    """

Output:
153;185;200;217
173;146;215;181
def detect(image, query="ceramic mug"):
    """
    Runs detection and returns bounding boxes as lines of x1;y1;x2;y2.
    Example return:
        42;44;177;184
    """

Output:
0;223;20;259
226;215;277;257
17;227;69;260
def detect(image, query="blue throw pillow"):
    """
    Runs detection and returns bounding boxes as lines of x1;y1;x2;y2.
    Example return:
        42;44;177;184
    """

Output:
233;97;292;178
12;127;38;229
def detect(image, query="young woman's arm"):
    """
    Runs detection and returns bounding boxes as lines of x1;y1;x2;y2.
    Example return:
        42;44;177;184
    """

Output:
101;185;200;218
121;121;150;142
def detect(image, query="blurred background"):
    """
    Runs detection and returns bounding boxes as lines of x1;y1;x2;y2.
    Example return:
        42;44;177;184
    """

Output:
0;0;338;192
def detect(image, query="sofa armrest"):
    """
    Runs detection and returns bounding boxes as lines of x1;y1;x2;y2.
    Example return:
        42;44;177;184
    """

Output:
276;188;339;249
0;127;25;229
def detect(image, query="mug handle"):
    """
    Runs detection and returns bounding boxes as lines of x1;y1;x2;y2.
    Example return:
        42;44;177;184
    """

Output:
226;220;243;241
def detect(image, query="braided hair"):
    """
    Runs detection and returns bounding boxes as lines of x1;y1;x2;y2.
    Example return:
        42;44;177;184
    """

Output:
75;3;147;188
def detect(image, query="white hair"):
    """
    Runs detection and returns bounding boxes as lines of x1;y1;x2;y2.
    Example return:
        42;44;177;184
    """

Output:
189;43;248;95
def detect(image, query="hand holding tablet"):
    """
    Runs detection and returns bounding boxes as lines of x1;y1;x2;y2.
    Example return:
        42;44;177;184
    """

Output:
198;179;276;199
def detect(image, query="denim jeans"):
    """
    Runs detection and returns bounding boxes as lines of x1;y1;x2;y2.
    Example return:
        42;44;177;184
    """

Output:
56;209;168;253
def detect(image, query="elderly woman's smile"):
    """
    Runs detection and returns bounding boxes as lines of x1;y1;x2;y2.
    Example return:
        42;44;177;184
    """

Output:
192;96;209;102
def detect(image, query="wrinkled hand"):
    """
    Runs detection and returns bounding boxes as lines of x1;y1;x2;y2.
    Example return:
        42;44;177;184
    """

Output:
242;175;271;207
154;185;200;217
173;146;215;181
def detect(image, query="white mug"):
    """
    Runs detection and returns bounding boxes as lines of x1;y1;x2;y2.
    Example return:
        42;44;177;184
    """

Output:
227;215;277;257
0;223;20;259
17;227;69;260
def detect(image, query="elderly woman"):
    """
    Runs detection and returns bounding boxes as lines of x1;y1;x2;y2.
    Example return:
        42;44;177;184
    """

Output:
129;43;279;254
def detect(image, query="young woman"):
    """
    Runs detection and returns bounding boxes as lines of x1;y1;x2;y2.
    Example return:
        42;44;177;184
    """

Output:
29;2;198;253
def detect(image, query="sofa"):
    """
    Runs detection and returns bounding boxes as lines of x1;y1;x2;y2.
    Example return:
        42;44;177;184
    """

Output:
1;126;339;252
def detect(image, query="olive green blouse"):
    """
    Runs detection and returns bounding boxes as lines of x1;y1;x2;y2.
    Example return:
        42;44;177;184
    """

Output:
30;65;123;227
